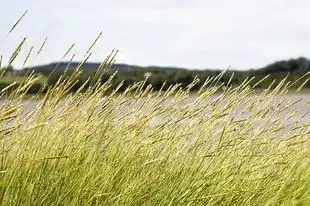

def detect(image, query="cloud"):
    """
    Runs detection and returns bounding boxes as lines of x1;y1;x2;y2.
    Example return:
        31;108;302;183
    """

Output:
1;0;310;70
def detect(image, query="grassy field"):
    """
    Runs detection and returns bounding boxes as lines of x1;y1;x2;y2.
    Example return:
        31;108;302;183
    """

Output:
0;67;310;205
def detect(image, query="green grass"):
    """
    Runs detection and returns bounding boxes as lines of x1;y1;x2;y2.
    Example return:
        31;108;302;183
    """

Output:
0;68;310;205
0;75;47;84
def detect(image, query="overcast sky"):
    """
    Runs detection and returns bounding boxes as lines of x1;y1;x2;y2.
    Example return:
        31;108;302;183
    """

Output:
1;0;310;70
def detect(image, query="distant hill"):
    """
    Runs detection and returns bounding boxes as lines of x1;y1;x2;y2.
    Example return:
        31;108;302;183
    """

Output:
11;56;310;92
254;57;310;75
22;57;310;75
23;61;198;74
0;57;309;94
23;62;143;73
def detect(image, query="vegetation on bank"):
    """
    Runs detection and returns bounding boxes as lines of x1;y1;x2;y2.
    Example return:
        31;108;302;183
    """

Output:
1;56;310;93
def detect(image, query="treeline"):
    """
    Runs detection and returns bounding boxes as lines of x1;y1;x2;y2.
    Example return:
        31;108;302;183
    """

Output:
2;57;310;93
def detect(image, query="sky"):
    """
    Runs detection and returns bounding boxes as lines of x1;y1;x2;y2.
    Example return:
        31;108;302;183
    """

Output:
1;0;310;70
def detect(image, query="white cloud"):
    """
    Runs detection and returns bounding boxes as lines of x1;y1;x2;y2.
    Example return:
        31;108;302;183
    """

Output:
1;0;310;70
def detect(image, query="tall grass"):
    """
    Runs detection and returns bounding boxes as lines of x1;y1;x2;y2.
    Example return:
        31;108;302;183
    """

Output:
1;13;310;205
0;60;310;205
